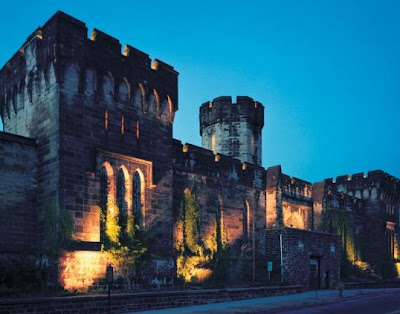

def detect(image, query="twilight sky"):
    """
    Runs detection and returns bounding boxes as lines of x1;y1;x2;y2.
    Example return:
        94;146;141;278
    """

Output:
0;0;399;182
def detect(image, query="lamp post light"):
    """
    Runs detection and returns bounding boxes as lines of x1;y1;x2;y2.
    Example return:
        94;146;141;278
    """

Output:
106;264;114;314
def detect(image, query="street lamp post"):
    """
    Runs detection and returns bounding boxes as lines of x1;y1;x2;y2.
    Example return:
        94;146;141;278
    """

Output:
106;264;114;314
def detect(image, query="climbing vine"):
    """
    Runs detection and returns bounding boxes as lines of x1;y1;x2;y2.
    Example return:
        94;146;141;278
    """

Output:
174;189;217;283
44;202;74;257
326;209;362;276
100;203;148;289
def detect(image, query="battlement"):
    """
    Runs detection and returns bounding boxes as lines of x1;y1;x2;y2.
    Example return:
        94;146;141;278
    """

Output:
327;188;363;211
172;139;265;189
324;170;400;191
281;173;313;200
0;11;179;123
199;96;264;133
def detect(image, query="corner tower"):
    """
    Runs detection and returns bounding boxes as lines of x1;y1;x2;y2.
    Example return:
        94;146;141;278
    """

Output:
200;96;264;166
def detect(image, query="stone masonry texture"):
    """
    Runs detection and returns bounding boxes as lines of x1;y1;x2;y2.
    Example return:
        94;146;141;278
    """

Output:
0;11;399;291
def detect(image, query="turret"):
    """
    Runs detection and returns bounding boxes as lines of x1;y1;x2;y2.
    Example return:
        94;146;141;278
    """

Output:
199;96;264;166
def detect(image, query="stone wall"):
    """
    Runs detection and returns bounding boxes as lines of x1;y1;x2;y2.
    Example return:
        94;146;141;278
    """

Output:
265;228;340;289
266;166;314;231
0;30;60;248
0;11;178;260
0;285;303;313
0;132;38;253
173;140;266;248
316;170;400;277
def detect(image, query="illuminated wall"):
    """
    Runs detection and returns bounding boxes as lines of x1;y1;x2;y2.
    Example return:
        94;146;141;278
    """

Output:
282;202;312;230
59;251;110;291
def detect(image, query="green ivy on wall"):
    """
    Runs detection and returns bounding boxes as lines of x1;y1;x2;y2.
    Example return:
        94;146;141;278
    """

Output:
174;189;216;283
44;202;74;257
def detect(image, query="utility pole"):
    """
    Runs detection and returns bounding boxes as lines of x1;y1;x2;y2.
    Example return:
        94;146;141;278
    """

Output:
252;204;255;283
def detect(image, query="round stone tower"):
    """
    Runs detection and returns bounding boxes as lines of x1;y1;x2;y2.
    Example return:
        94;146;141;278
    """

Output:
199;96;264;166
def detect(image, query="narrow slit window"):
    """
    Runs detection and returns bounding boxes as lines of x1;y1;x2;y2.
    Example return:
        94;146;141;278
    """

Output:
105;109;108;131
121;114;125;135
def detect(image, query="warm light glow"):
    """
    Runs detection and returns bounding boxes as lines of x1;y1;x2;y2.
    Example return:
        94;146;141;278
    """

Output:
242;163;247;171
395;263;400;278
121;115;125;135
105;109;108;131
122;45;129;57
35;30;43;40
136;120;140;139
151;60;159;70
211;133;216;153
167;95;174;123
154;89;160;117
90;30;97;41
214;154;220;162
72;205;100;242
182;145;189;153
59;251;110;291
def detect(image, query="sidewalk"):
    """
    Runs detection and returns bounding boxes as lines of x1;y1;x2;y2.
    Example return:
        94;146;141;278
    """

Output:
129;288;399;313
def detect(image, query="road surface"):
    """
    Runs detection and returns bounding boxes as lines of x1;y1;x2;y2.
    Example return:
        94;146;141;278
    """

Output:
272;290;400;314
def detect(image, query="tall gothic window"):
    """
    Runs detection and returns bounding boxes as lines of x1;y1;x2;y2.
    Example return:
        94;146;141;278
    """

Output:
132;171;142;228
100;167;108;244
117;169;127;243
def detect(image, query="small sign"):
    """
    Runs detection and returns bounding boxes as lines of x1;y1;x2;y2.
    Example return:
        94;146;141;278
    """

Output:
267;261;273;272
106;264;114;284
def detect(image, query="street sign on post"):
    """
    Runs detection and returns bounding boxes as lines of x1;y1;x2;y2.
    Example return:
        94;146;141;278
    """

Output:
106;264;114;284
267;261;272;280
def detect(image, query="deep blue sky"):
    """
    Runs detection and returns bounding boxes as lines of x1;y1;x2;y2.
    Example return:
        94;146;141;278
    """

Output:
1;0;399;182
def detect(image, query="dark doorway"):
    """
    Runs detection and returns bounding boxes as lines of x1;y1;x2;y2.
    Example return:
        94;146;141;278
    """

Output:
309;256;321;289
324;271;330;289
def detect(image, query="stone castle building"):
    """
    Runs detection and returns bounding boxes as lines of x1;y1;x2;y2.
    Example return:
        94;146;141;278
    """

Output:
0;11;399;291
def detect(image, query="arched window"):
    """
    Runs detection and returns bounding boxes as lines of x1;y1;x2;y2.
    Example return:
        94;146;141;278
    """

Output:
83;68;96;96
117;169;127;242
132;171;143;227
100;167;108;244
102;72;114;103
118;79;130;103
138;83;147;112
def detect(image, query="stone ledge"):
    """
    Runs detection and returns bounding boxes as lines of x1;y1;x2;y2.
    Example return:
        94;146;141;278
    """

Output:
0;131;36;147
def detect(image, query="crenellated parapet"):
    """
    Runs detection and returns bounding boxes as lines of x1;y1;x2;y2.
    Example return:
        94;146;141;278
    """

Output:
0;10;178;126
324;170;400;207
199;96;264;131
281;174;313;202
172;139;265;190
